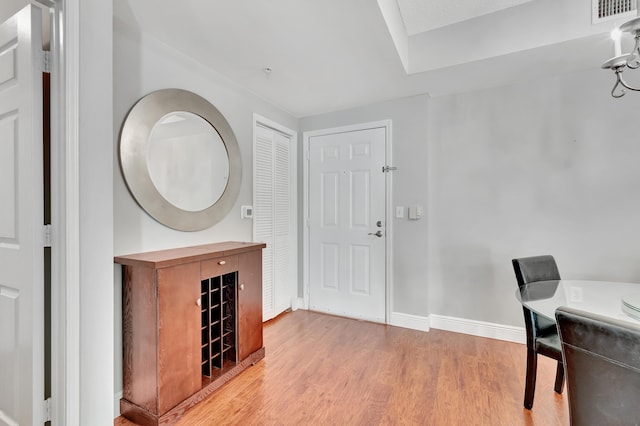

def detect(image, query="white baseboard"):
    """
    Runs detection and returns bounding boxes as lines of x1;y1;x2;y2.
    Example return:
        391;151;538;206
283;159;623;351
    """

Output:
429;314;525;344
299;308;523;344
114;390;122;417
389;312;430;332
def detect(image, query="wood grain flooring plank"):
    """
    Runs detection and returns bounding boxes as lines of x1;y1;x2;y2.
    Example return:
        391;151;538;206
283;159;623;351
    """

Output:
115;310;569;426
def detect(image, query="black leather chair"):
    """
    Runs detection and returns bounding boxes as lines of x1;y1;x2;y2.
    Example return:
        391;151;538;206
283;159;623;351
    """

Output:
556;306;640;425
512;255;564;409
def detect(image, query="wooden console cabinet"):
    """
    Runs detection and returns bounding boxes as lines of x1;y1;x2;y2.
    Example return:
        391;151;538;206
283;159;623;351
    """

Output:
115;242;266;426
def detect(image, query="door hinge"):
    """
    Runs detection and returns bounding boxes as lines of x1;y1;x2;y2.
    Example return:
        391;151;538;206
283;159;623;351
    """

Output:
42;51;51;73
382;166;397;173
43;224;52;248
43;397;52;422
306;150;310;161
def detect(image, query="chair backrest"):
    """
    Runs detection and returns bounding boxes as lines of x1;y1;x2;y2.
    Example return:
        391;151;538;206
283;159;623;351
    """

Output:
556;307;640;425
512;255;560;287
512;255;561;343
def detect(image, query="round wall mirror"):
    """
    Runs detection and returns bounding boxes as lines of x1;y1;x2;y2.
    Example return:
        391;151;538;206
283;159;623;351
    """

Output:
119;89;242;231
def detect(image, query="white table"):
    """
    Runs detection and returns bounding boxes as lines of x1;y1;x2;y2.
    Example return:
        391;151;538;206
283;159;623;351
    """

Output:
515;279;640;325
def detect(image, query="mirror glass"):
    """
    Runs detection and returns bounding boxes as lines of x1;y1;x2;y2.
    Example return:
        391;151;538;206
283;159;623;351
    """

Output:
146;112;230;212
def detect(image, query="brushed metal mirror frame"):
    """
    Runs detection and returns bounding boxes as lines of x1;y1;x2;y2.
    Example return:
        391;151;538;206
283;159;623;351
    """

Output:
119;89;242;231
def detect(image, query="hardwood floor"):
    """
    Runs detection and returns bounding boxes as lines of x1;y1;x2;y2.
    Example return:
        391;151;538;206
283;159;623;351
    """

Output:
115;310;569;425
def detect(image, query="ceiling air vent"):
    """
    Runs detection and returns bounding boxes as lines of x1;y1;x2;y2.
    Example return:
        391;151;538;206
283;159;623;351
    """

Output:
593;0;637;23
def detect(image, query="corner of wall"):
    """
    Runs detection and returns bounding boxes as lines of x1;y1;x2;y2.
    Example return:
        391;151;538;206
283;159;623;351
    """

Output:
291;297;306;311
389;312;430;332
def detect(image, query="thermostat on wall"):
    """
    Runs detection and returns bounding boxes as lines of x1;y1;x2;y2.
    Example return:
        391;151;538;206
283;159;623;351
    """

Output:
241;205;253;219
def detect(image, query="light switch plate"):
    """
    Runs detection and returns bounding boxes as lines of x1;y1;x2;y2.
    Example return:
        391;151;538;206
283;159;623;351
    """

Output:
408;206;424;220
395;206;404;218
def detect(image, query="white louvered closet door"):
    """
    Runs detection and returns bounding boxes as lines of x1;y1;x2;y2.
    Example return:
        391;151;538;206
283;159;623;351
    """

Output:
254;123;292;321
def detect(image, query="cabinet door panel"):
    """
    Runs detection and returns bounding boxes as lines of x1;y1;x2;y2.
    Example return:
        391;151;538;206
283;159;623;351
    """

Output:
122;266;158;413
238;250;263;360
157;263;201;414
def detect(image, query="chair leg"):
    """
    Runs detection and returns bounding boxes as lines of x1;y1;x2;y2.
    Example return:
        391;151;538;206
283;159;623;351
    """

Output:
554;361;564;394
524;349;537;409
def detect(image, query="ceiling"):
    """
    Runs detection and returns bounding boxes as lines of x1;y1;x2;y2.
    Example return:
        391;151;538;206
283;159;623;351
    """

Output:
396;0;535;34
114;0;623;117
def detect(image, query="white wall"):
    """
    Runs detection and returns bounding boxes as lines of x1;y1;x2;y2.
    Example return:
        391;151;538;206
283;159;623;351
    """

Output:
299;95;430;317
427;67;640;327
79;0;114;423
299;66;640;331
113;19;297;255
112;18;298;404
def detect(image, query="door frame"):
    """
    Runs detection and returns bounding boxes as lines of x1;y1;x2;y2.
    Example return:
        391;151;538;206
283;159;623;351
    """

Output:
49;0;80;424
302;120;393;323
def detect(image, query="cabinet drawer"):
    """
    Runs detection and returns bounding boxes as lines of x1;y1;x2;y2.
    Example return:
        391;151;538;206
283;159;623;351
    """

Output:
201;255;238;278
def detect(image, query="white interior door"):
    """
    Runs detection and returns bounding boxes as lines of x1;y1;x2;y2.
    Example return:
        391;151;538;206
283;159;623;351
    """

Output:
308;127;386;322
0;5;45;425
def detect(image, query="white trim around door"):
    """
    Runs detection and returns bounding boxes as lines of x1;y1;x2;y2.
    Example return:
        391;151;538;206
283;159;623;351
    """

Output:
49;0;80;424
302;120;393;323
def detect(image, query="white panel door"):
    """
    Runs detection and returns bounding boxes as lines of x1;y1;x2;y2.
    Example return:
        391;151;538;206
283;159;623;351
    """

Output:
308;127;386;322
0;5;44;426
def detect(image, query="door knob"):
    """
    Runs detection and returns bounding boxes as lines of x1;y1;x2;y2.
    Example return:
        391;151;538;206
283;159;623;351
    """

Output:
368;230;383;237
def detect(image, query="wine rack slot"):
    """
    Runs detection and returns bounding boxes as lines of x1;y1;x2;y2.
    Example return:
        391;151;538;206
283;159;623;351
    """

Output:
200;272;237;377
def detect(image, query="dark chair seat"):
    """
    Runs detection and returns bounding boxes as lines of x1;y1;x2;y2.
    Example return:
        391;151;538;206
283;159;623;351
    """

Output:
512;255;565;409
535;333;562;359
